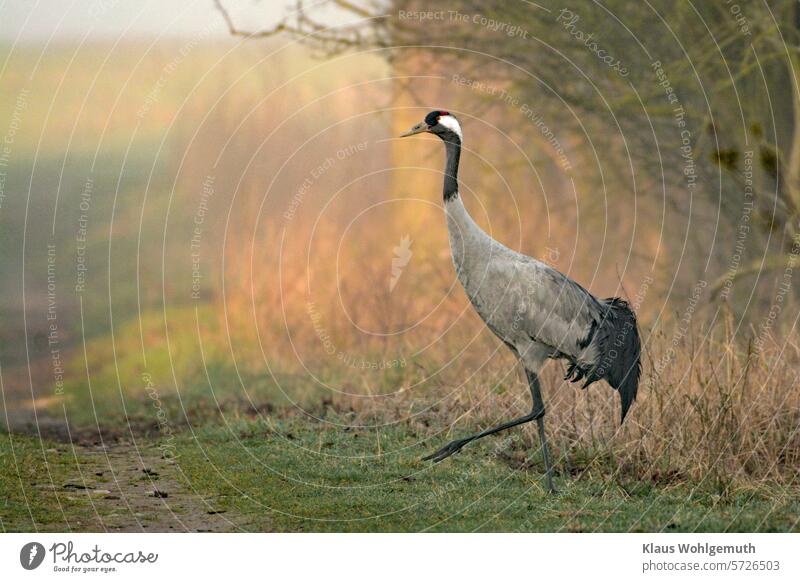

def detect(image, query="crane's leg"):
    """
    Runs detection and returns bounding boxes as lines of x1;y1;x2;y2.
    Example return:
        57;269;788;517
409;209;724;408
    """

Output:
422;369;557;493
528;370;555;494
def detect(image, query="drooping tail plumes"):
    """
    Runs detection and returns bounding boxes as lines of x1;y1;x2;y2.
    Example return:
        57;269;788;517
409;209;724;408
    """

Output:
600;298;641;422
564;297;642;423
565;298;642;422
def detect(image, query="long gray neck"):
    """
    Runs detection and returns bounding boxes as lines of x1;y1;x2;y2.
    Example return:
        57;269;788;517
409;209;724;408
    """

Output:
443;137;461;201
442;134;496;287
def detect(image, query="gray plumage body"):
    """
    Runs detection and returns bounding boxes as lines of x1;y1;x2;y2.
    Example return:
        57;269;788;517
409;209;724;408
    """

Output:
446;195;640;421
401;110;641;491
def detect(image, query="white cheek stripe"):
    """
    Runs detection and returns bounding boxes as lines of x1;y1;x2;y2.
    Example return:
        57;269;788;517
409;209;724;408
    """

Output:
438;115;462;140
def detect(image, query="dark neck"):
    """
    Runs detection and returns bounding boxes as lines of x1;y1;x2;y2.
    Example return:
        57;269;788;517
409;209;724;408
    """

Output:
443;136;461;201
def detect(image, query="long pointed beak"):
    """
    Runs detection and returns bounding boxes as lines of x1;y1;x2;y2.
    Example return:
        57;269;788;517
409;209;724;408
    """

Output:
399;122;429;137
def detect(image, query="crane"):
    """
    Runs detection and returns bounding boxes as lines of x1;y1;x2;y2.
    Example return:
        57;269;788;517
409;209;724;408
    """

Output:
400;110;641;493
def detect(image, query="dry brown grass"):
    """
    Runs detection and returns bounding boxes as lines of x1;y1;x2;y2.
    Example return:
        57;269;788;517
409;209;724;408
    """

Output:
572;318;800;488
355;320;800;490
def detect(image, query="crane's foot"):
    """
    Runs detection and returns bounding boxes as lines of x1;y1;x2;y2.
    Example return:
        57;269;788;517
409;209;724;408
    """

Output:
544;474;557;495
421;438;470;463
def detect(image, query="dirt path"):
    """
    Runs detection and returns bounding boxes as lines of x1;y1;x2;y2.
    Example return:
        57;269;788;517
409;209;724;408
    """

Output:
48;441;245;532
2;355;248;532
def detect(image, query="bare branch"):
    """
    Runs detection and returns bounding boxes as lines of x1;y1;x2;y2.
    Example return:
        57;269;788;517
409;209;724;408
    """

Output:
213;0;291;39
213;0;385;54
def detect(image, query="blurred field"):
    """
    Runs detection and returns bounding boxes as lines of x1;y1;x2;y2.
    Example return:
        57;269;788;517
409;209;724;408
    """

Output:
1;39;798;532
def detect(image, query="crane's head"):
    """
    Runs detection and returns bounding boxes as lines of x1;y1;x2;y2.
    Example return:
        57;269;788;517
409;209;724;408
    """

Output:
400;110;462;143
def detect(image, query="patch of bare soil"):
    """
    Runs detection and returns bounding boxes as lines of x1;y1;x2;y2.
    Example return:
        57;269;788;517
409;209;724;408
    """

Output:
2;362;250;532
50;442;247;532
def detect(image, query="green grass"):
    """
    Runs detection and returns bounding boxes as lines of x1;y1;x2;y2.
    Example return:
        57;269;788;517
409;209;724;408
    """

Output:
0;432;103;532
4;415;798;532
171;415;800;532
